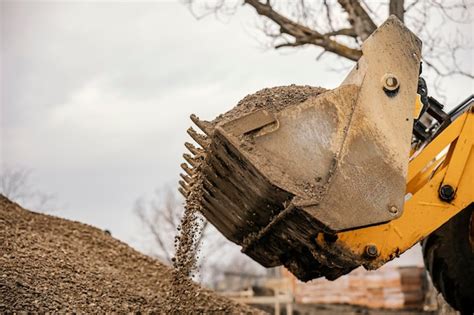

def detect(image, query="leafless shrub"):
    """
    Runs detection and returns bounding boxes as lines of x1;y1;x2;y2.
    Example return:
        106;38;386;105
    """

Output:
134;187;266;286
0;167;58;213
184;0;473;99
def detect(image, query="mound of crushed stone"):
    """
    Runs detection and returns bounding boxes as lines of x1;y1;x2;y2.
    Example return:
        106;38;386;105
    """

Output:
0;195;262;314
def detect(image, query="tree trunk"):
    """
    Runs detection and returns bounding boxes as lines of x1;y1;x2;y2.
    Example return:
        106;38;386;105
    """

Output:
338;0;377;41
389;0;405;22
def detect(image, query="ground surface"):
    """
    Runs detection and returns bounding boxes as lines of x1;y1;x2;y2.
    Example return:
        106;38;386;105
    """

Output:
0;195;261;314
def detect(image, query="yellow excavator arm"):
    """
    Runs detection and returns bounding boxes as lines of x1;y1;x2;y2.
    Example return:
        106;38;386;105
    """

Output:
179;15;474;313
316;103;473;270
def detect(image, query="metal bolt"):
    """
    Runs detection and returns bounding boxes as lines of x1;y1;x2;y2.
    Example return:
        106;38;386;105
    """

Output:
382;73;400;93
386;77;397;88
365;244;379;259
323;233;338;243
439;185;455;202
388;205;398;215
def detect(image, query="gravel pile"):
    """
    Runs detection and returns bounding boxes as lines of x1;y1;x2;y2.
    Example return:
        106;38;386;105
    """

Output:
0;195;262;314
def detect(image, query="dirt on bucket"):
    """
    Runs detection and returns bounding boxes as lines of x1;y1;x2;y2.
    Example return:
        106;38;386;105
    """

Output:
212;84;327;126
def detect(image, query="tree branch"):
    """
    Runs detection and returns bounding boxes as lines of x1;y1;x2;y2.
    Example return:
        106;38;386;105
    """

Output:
326;28;358;37
337;0;377;40
244;0;362;61
323;0;335;32
404;0;419;13
134;199;173;263
423;57;474;79
389;0;405;22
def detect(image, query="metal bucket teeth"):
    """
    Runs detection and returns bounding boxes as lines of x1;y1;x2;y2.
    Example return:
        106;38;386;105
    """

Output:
183;153;199;168
178;179;189;191
180;162;195;176
187;127;210;148
178;187;188;198
184;142;204;156
180;173;191;184
190;114;212;136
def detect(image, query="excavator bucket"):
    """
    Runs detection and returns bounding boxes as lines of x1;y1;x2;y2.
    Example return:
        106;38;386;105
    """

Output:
180;16;422;280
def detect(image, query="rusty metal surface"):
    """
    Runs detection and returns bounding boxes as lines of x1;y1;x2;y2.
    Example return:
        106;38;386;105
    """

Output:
181;16;422;281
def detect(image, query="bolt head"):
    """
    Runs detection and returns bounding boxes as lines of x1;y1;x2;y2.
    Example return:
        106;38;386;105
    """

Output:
365;244;379;258
323;233;338;243
382;73;400;93
386;77;397;88
439;185;455;202
388;205;398;215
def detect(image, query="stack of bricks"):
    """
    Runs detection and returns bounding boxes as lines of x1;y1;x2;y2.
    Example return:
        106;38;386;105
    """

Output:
288;265;426;310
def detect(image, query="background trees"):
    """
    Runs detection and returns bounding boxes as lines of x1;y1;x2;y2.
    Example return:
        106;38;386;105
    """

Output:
185;0;472;97
0;167;57;213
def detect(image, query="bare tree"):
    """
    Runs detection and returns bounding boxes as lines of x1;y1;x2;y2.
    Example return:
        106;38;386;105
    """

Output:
184;0;473;95
134;188;229;264
0;168;31;201
0;167;57;213
134;187;266;285
134;188;202;263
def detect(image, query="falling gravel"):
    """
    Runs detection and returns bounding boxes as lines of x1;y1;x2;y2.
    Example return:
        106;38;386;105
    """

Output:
0;195;263;314
171;152;209;313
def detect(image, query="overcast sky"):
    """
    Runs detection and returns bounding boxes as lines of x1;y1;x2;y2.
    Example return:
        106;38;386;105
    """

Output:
1;1;472;266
